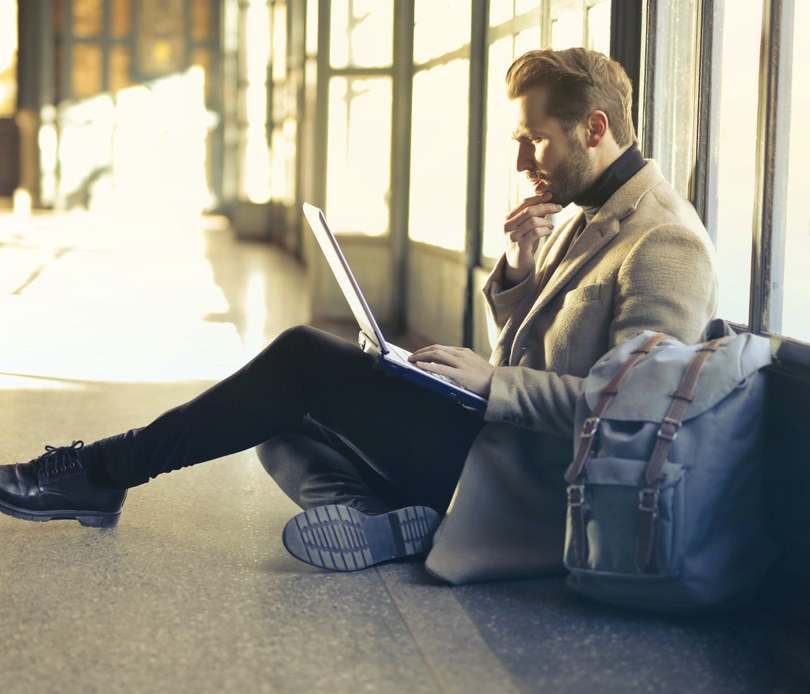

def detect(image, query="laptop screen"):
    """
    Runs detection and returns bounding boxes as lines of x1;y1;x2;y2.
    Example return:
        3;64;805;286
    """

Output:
303;203;389;355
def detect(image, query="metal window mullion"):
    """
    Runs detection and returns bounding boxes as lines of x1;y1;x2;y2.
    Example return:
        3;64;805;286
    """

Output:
751;0;793;335
639;0;657;159
463;0;488;348
692;0;721;238
312;0;331;210
609;0;645;141
390;0;414;333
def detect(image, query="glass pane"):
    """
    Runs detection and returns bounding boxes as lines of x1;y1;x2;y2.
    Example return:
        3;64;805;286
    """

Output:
778;1;810;341
72;44;103;98
414;0;471;64
242;124;271;203
272;3;287;82
191;0;213;41
551;10;583;49
190;49;212;101
409;60;470;251
514;23;541;56
0;0;17;117
109;46;132;94
306;0;319;55
490;0;514;26
73;0;103;38
515;0;542;16
330;0;393;69
482;38;514;260
269;118;296;204
110;0;132;38
326;77;392;235
587;1;611;54
648;0;699;199
712;0;762;325
245;1;271;85
238;0;271;203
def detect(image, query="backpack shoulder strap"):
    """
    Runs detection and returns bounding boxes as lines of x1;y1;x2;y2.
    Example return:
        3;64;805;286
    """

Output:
635;337;730;570
565;332;671;569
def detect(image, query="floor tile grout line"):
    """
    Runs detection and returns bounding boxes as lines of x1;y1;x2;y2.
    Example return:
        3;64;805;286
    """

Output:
376;565;523;694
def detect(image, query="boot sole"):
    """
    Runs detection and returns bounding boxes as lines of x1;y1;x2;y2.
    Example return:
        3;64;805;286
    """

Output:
0;498;122;528
283;504;440;572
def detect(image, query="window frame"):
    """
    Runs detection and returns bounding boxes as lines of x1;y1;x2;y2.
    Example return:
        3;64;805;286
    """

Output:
645;0;808;367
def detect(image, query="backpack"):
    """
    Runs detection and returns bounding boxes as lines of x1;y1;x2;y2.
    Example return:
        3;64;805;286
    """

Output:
562;328;778;611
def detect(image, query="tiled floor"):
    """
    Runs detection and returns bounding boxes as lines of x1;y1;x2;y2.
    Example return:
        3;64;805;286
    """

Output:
0;209;804;693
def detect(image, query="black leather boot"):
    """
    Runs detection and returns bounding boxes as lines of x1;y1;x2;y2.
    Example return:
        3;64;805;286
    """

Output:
0;441;126;528
282;504;440;571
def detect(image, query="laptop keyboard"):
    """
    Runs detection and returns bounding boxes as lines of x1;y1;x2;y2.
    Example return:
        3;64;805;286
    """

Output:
388;343;465;388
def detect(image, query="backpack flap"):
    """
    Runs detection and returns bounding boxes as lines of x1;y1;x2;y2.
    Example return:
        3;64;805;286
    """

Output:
582;331;772;425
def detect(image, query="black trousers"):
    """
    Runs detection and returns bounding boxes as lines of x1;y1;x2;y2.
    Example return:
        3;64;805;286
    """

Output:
80;326;485;514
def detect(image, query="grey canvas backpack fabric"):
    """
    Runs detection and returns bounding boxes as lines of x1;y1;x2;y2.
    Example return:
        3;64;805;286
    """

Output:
563;328;778;611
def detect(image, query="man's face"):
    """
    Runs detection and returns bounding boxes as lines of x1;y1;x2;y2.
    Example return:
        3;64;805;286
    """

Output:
511;85;595;207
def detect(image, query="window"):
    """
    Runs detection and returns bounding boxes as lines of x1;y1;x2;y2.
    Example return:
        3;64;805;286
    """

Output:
647;0;810;349
237;0;271;203
773;0;809;342
711;0;763;325
408;1;472;251
324;0;394;235
268;1;297;205
0;0;17;117
643;0;700;200
330;0;393;69
326;76;392;235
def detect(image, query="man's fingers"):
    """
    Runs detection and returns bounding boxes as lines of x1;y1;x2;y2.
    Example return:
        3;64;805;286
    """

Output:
506;192;553;218
505;197;562;226
408;344;465;364
505;223;552;245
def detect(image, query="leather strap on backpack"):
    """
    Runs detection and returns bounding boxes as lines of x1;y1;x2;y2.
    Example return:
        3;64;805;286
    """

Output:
635;337;730;570
564;332;671;568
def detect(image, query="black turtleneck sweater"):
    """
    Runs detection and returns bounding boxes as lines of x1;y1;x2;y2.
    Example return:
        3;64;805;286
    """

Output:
574;143;645;209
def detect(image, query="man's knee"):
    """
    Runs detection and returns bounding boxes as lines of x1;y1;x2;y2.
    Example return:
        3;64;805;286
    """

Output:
255;435;299;480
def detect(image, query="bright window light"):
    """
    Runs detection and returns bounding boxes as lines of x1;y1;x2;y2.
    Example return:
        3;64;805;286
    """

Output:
409;60;470;251
551;10;583;49
0;0;16;117
778;0;810;341
413;0;471;65
330;0;393;69
326;77;392;235
713;0;763;325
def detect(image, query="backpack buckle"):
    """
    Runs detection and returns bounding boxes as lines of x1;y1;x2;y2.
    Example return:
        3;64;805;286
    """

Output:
656;417;682;442
638;487;660;514
581;417;600;438
567;484;586;507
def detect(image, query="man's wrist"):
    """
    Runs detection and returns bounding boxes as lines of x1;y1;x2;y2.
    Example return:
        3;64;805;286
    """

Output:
502;263;531;289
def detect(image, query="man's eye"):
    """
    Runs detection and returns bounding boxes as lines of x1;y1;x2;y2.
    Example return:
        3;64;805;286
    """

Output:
532;138;544;145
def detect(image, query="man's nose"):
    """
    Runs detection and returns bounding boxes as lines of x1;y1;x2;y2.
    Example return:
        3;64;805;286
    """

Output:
516;141;534;172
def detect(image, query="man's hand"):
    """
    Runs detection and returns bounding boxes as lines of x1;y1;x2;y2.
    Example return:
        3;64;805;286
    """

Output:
503;192;562;284
408;345;495;398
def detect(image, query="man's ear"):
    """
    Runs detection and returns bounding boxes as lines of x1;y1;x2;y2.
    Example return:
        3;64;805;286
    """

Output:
585;110;609;147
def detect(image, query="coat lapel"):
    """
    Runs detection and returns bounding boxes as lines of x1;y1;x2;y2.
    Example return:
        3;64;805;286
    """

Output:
507;161;666;363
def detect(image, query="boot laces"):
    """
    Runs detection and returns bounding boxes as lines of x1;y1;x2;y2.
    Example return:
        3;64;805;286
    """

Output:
34;440;85;479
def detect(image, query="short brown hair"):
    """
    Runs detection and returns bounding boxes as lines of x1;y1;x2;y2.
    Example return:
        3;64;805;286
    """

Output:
505;47;636;147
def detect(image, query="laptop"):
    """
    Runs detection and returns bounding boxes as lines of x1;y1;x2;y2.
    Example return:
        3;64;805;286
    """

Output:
303;203;488;411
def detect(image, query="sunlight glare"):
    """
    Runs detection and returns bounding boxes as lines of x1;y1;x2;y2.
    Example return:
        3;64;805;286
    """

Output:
0;0;16;116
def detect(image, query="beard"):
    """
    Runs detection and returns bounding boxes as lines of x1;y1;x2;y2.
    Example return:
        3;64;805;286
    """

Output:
530;135;595;207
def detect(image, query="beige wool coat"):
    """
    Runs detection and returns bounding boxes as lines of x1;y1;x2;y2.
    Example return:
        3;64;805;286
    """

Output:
425;160;718;584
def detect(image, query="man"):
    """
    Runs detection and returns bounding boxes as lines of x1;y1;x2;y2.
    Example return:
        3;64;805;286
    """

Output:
0;48;716;582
